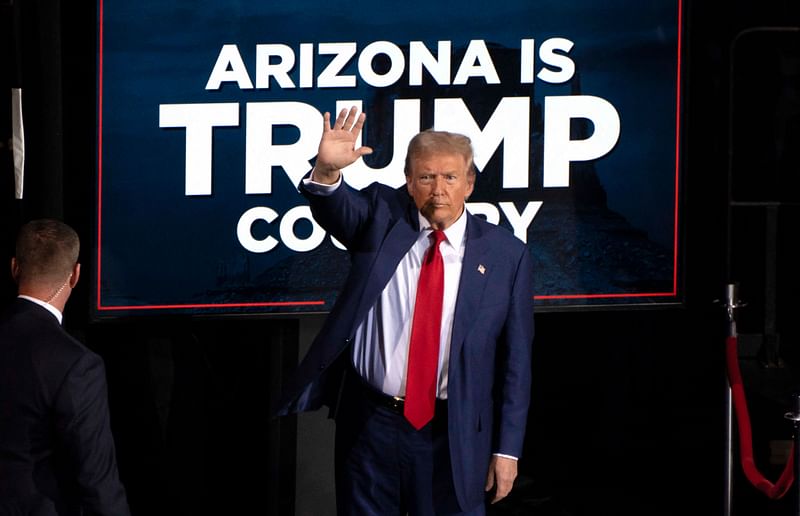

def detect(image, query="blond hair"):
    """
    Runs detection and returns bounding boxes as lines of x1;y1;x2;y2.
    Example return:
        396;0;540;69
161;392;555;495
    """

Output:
404;130;476;179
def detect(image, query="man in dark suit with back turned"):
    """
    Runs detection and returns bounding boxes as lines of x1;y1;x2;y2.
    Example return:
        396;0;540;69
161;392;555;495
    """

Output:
0;219;130;516
276;108;535;515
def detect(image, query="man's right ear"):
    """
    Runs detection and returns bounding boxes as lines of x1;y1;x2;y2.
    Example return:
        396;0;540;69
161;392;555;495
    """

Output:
10;258;19;283
70;263;81;288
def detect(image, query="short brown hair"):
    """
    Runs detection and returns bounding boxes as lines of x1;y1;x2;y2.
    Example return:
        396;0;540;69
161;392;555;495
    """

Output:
15;219;80;284
404;129;476;179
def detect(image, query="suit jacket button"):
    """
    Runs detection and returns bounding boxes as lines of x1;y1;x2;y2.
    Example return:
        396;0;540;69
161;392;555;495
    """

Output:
319;363;326;371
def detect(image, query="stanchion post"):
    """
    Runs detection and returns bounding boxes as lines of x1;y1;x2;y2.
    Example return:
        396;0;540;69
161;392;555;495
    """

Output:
784;393;800;516
724;283;743;516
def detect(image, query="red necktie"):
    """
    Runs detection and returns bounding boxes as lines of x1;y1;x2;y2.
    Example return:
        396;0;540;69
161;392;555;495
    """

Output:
404;229;446;430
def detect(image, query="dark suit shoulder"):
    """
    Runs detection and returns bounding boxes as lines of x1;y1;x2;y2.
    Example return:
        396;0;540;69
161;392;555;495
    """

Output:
345;180;412;212
0;299;97;393
2;299;88;348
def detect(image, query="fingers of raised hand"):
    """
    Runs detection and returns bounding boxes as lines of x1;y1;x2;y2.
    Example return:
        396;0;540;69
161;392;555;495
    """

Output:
334;107;349;129
329;106;363;132
351;111;366;137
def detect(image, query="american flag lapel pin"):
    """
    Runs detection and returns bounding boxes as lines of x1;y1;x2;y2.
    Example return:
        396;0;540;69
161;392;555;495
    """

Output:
477;264;486;275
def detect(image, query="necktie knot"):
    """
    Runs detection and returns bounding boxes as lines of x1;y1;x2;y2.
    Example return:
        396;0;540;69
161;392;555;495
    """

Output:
425;230;445;263
430;229;445;246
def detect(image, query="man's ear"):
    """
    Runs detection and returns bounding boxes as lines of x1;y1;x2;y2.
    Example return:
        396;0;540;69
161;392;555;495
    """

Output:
10;258;19;283
69;263;81;288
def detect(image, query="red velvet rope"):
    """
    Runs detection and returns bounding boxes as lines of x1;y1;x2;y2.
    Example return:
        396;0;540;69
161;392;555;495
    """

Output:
725;335;795;499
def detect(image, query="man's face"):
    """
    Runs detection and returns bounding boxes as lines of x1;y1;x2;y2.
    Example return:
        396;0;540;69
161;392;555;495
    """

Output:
406;152;475;230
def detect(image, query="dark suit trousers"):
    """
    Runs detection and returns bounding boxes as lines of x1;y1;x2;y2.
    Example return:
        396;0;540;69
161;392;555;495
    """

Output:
334;371;485;516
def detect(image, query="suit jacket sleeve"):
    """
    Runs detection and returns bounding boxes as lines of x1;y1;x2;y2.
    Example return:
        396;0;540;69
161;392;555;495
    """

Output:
52;352;131;516
299;174;382;251
494;244;534;457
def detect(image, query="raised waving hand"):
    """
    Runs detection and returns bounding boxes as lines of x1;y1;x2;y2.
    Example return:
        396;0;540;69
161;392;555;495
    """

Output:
312;106;373;184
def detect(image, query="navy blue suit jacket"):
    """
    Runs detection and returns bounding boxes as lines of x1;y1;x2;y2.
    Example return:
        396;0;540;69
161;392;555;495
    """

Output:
277;178;534;509
0;298;130;516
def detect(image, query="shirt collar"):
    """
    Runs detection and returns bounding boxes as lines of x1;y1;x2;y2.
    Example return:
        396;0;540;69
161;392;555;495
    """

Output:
18;295;63;324
416;205;468;250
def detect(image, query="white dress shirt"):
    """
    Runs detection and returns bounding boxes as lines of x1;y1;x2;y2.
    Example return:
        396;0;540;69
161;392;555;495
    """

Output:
352;210;466;399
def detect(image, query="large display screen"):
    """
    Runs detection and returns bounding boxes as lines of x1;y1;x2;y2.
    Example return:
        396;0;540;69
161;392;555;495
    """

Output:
95;0;683;317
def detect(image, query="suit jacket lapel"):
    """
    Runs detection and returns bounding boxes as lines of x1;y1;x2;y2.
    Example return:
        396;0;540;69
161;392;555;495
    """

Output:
351;202;420;325
449;214;491;361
